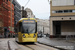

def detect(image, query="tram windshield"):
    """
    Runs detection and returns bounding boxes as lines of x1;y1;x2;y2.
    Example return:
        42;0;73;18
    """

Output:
22;20;36;33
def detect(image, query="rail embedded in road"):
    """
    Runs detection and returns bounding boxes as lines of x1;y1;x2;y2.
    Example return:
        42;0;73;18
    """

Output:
19;42;59;50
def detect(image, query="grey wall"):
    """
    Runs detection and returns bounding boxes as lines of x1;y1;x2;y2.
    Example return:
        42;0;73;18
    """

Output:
52;0;74;6
12;0;21;24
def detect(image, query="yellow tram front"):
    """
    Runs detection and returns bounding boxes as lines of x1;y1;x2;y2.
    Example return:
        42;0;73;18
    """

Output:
15;18;37;43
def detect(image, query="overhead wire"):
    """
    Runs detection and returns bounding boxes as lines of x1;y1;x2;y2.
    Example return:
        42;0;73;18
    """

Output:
24;0;30;9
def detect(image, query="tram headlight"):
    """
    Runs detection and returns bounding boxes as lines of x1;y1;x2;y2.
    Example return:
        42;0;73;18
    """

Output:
33;34;36;38
23;35;25;38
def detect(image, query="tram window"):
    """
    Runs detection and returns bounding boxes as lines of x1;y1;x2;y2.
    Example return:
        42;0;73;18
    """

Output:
19;22;22;32
17;23;19;32
15;29;18;37
35;22;37;33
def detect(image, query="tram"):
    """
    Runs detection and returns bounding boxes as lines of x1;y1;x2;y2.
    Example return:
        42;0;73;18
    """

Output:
15;18;37;43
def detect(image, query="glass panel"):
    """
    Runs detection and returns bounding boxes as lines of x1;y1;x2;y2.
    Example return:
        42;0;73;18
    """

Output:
22;20;35;33
52;11;56;13
64;10;68;13
22;23;35;33
72;10;75;12
58;10;63;13
56;11;58;13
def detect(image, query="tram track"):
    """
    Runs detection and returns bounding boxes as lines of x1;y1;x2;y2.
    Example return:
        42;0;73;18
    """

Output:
8;40;22;50
23;42;59;50
35;43;57;50
15;41;65;50
25;44;49;50
25;45;50;50
26;44;50;50
15;41;60;50
25;45;34;50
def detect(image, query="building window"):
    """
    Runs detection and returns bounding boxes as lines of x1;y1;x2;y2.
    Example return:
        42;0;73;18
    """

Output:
72;10;75;12
52;11;56;13
64;10;68;13
7;0;8;2
56;11;58;13
52;10;75;13
69;10;72;12
14;4;15;6
58;10;63;13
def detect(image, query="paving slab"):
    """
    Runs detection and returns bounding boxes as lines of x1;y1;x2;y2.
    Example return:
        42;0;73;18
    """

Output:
37;37;75;50
9;41;21;50
0;40;8;50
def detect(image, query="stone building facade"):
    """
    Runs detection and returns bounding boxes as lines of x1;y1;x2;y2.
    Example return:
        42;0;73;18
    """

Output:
36;18;49;34
25;8;35;18
50;0;75;38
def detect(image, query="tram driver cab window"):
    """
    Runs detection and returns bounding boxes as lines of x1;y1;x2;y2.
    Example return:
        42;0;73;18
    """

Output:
19;22;22;32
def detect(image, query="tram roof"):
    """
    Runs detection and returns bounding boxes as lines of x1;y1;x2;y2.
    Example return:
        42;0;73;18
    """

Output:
18;18;37;22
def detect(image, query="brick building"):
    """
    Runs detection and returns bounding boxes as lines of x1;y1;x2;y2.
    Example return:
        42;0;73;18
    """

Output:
0;0;14;37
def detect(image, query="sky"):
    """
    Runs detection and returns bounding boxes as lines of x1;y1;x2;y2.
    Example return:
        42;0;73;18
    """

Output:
17;0;50;19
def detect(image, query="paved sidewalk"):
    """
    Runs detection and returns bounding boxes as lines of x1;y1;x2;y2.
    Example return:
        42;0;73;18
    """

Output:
0;40;8;50
45;37;75;43
37;37;75;50
0;39;21;50
9;40;21;50
65;40;75;43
